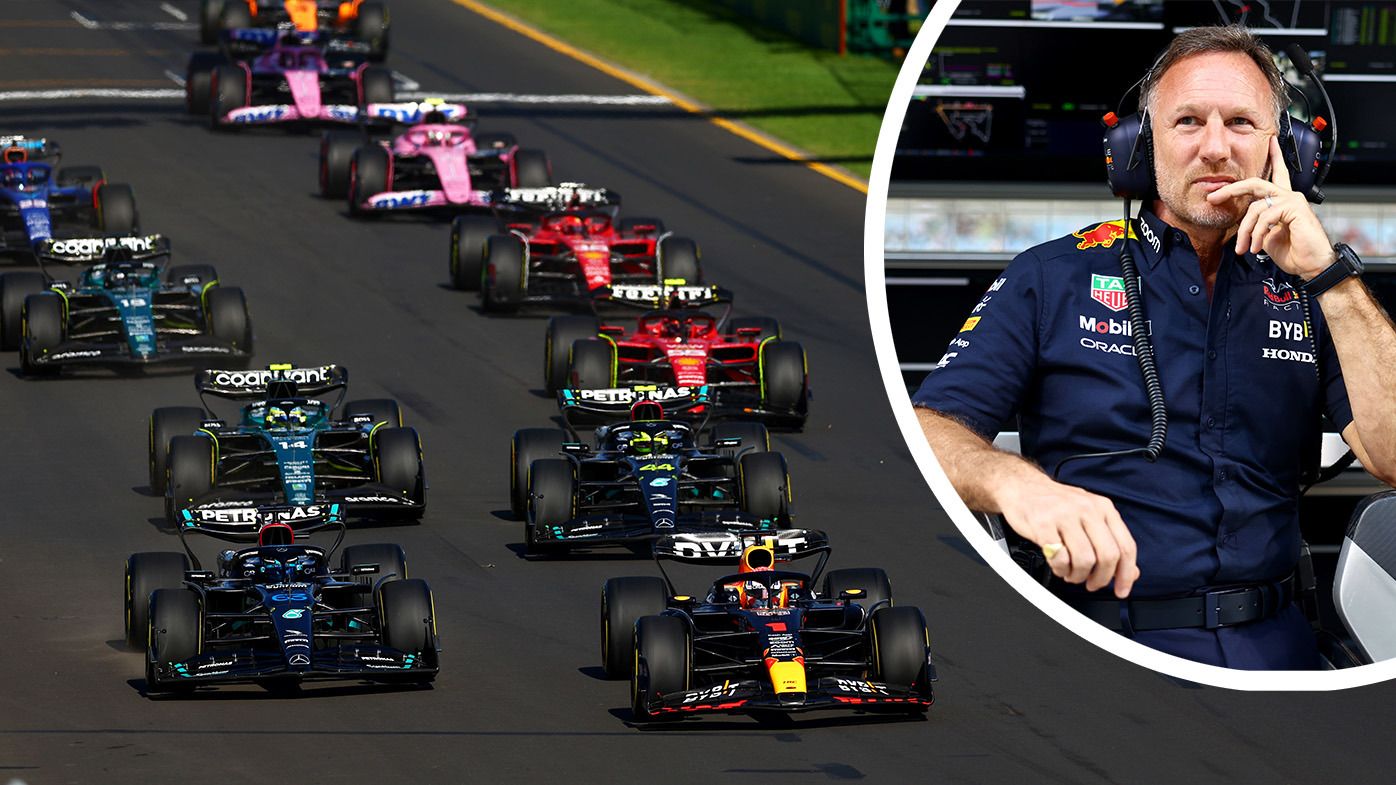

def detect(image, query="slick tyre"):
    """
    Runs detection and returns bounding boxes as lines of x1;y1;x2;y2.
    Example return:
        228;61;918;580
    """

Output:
341;543;408;584
146;588;202;692
657;236;701;284
510;428;566;520
355;2;391;61
631;615;691;721
512;149;552;188
601;577;668;679
219;1;253;29
448;215;500;291
378;579;435;669
319;131;360;199
164;264;219;287
567;339;615;390
738;451;790;524
125;552;190;650
0;272;45;351
760;340;807;412
210;64;249;129
823;567;893;614
359;66;394;106
200;0;225;44
166;435;214;527
19;293;64;377
348;146;390;216
725;316;781;342
710;422;769;461
544;316;600;393
345;398;403;428
149;407;207;493
526;458;575;550
96;183;138;234
205;286;253;353
372;427;425;518
184;52;225;116
481;234;526;312
869;606;932;706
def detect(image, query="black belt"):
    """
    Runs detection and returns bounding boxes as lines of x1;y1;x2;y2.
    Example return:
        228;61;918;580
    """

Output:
1064;576;1296;633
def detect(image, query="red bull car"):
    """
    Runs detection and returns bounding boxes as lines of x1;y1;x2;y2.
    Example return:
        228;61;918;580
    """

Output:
601;530;935;721
548;284;809;429
201;0;389;60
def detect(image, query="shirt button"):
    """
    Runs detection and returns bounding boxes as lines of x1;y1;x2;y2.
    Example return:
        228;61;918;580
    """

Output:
1189;285;1201;295
1206;417;1216;429
1218;469;1229;482
1208;350;1217;360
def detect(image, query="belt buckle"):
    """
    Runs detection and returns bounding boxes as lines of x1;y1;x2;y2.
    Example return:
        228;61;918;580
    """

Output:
1203;587;1252;630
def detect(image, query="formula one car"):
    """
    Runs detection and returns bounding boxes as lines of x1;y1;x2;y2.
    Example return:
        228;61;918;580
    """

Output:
323;108;552;218
150;364;426;530
547;283;809;429
602;530;935;720
190;29;396;129
511;400;791;553
446;185;700;312
0;234;253;375
0;136;137;256
125;514;437;693
201;0;389;59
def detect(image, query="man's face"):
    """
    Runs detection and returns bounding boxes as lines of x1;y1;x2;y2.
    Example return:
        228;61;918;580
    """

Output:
1150;51;1276;232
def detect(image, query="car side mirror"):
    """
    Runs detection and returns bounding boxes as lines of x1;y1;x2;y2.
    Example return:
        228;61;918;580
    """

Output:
350;564;379;575
839;589;865;601
714;438;742;448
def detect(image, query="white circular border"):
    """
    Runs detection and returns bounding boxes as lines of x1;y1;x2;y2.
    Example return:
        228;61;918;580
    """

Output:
863;0;1396;690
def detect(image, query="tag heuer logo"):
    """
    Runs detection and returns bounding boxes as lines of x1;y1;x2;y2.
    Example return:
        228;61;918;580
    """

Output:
1090;274;1128;312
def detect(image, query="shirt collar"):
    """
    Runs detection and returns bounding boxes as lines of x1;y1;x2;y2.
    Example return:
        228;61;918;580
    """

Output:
1140;208;1260;271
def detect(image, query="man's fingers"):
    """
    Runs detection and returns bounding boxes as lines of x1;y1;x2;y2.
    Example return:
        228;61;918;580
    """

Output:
1102;504;1139;598
1269;133;1292;191
1080;514;1121;592
1058;519;1097;585
1234;197;1268;254
1205;177;1274;204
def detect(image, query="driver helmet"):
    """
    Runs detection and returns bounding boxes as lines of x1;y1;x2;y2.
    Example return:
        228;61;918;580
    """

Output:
628;428;668;456
741;580;770;609
266;404;309;429
2;146;26;164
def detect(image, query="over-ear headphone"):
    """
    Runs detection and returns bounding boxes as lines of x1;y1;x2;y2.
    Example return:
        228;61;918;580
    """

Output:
1103;43;1335;204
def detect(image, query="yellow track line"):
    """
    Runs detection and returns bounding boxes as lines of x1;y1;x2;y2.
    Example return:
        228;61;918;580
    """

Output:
449;0;869;194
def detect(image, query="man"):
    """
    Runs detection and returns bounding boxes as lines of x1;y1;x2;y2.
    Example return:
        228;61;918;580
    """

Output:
912;26;1396;669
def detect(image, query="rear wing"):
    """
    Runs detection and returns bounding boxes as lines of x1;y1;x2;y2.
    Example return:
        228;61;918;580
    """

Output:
220;27;367;57
177;503;345;541
488;182;620;212
35;234;170;265
559;384;710;435
596;283;731;310
195;364;348;400
0;135;59;161
654;529;831;564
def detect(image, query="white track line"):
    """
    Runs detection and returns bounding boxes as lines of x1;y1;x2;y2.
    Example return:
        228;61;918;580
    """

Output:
391;71;420;92
399;91;672;105
160;3;189;22
0;89;183;102
164;70;186;88
68;10;195;31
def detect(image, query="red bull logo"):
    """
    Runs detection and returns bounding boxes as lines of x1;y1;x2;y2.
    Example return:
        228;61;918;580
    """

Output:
1073;220;1133;250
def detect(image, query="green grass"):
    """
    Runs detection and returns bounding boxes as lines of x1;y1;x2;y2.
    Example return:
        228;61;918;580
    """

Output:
478;0;899;180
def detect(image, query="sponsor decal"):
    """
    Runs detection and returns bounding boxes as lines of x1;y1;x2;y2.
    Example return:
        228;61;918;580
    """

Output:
48;235;156;256
282;609;305;619
18;198;47;210
1090;274;1128;312
950;337;971;349
654;517;675;529
610;284;712;303
265;583;311;590
343;495;405;504
766;632;798;658
1078;315;1150;336
1261;347;1315;363
181;345;233;354
1262;278;1300;311
959;316;980;332
639;463;675;472
833;678;889;695
683;683;739;704
288;654;311;666
367;191;433;209
1269;320;1309;342
933;352;957;370
971;297;991;314
1079;337;1136;356
211;366;332;388
672;538;742;560
47;350;101;361
649;477;672;487
270;592;310;602
1137;219;1161;253
574;386;695;404
1073;220;1134;250
230;105;290;123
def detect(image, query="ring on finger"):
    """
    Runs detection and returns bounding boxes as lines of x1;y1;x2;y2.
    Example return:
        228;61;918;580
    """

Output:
1264;195;1275;209
1042;542;1063;560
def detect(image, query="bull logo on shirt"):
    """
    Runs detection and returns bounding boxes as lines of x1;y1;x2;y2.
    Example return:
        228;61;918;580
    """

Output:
1073;220;1134;250
1261;278;1299;312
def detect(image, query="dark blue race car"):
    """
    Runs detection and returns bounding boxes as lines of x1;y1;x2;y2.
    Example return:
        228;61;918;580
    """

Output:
0;234;253;375
0;136;138;256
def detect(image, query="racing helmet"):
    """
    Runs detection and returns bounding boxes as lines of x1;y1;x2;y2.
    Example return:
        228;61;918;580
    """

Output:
741;580;770;609
628;428;657;455
2;146;26;164
266;404;309;429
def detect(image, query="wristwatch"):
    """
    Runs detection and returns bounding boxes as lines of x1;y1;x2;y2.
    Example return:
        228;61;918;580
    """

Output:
1301;243;1364;297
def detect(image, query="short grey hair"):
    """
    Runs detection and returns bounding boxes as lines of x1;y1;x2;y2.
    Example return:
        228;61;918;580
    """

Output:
1139;26;1288;120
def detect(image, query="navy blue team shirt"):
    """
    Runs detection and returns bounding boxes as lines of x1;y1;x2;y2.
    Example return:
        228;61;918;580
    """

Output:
913;209;1352;598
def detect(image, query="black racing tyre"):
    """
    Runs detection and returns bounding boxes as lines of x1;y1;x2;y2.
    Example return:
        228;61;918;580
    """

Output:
125;552;190;650
149;407;207;493
165;264;219;287
510;428;566;520
544;315;600;393
319;130;360;199
56;165;105;188
379;579;435;662
481;234;526;311
355;2;391;61
19;293;64;377
372;427;425;517
348;145;390;216
474;132;518;150
760;340;807;411
710;422;769;461
513;149;552;188
656;236;701;284
823;567;893;614
96;183;138;233
167;435;215;527
601;576;668;679
448;214;500;291
631;614;690;721
147;589;203;688
345;398;403;428
341;543;408;584
200;0;225;44
618;216;666;237
869;606;931;701
738;451;789;524
210;64;248;130
205;286;253;353
526;458;575;549
359;65;394;106
567;339;615;390
725;315;781;342
0;272;45;351
184;52;225;116
219;1;253;29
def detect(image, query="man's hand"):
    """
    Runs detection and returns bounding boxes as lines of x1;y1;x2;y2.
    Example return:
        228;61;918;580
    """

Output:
995;474;1140;598
1205;134;1334;279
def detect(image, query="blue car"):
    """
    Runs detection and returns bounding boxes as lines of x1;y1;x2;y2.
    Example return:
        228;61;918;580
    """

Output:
0;234;253;375
0;136;138;255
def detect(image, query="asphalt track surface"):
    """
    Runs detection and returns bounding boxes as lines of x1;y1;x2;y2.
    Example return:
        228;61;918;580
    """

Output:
3;2;1396;784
